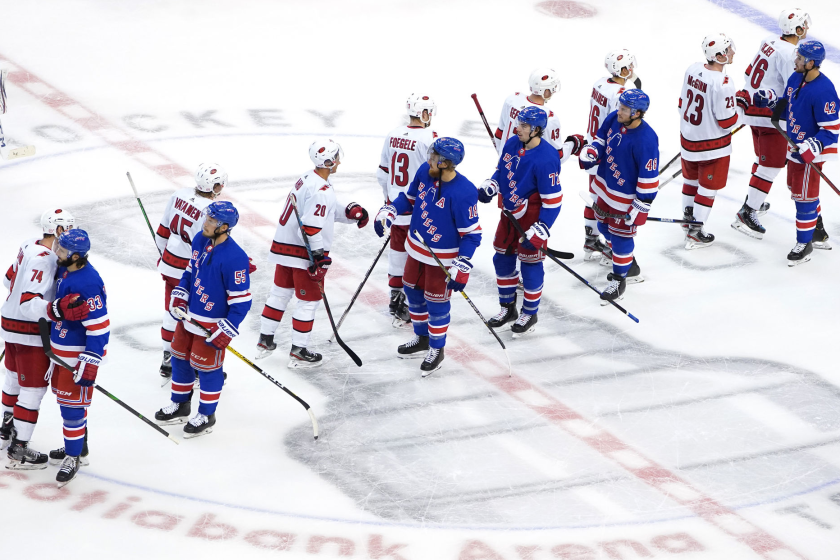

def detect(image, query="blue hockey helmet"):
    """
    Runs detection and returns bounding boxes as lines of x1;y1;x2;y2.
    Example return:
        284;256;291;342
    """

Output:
205;201;239;231
796;41;826;67
517;106;548;131
428;137;465;167
619;88;651;113
58;228;90;258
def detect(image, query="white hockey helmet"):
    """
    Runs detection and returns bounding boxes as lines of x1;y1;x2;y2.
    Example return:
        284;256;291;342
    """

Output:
195;163;228;194
309;139;343;169
406;93;436;124
529;68;561;98
702;33;736;64
604;49;637;78
41;208;75;235
779;8;811;37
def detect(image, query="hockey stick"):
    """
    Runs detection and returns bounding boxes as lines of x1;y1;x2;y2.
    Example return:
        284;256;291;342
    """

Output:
289;196;362;367
126;172;163;257
471;94;498;149
0;71;36;160
328;234;390;343
658;124;745;190
582;193;702;225
37;318;180;445
502;210;639;323
770;107;840;197
173;309;319;440
412;229;512;377
658;152;681;176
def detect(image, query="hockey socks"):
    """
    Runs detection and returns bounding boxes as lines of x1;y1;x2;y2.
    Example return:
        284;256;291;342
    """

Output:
403;285;450;348
795;200;820;244
60;406;87;458
519;262;544;315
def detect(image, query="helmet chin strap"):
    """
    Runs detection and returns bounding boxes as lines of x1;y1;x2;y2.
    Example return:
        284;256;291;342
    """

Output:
522;127;541;149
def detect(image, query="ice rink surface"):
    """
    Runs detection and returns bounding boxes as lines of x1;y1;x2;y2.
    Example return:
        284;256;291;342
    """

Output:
2;0;840;558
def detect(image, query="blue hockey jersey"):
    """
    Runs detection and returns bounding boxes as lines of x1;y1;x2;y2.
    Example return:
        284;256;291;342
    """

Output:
490;137;563;227
392;162;482;267
50;263;110;370
783;72;840;164
583;111;660;211
178;233;252;336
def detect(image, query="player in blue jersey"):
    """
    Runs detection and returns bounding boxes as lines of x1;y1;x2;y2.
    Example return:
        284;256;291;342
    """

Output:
155;201;252;436
578;89;660;302
477;106;562;337
47;229;109;487
374;137;481;376
754;41;840;265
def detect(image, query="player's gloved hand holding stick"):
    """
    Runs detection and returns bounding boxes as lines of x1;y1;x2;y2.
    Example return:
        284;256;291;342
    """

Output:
290;195;362;367
172;308;319;440
501;210;640;323
412;229;512;377
37;318;180;445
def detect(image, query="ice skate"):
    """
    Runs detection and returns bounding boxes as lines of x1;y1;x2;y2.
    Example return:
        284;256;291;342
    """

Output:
159;351;172;385
682;206;694;232
685;225;715;250
745;195;770;217
56;455;80;488
255;333;277;359
397;334;429;359
6;439;48;470
183;413;215;439
389;290;411;328
731;202;766;239
154;400;191;425
583;226;610;261
510;312;538;338
0;412;15;450
49;431;89;466
487;295;518;329
600;273;626;305
813;216;831;250
625;258;644;284
787;242;813;266
288;345;323;369
420;347;445;377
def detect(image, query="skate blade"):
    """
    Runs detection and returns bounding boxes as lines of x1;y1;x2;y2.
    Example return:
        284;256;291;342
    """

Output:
813;241;832;250
5;460;48;471
160;377;171;388
183;427;213;439
254;348;275;360
787;255;812;267
421;365;443;378
155;417;189;426
397;352;427;359
730;221;764;240
511;326;536;339
598;256;611;267
625;275;645;284
583;250;601;261
287;359;324;369
56;476;77;489
685;240;714;250
600;295;625;306
0;440;11;451
391;316;411;329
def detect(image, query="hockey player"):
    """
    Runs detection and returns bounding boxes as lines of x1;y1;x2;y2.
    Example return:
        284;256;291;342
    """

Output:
478;106;562;335
257;139;368;366
579;90;660;302
496;69;564;155
679;34;741;249
47;229;108;487
374;137;481;375
733;9;823;242
154;163;227;382
154;201;251;436
2;209;89;470
377;94;438;326
758;41;839;265
583;49;642;262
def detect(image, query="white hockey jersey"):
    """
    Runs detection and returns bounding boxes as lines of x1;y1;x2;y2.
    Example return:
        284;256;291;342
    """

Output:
585;77;628;176
742;35;797;128
679;62;740;162
495;92;563;156
1;238;57;346
268;170;354;271
155;188;214;279
377;124;438;226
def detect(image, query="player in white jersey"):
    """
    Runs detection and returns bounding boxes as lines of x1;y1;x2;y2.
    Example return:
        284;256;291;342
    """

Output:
257;139;368;367
732;8;827;245
1;209;89;468
377;94;438;325
582;49;643;263
678;33;742;249
154;164;226;382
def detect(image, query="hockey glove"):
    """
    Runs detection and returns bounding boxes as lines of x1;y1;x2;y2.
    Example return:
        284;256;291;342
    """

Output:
47;293;90;322
521;222;550;252
579;145;600;167
478;179;499;204
797;137;823;164
446;256;473;292
374;204;397;238
752;89;778;109
345;202;369;229
169;286;189;321
564;134;585;157
248;258;257;274
205;318;238;350
625;198;651;226
735;89;751;111
73;351;101;387
307;251;331;282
